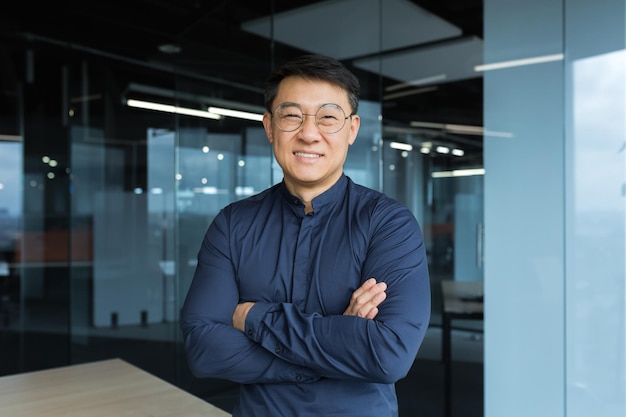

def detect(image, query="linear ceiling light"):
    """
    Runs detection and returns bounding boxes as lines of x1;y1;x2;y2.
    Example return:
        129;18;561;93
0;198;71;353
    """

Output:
389;142;413;151
410;121;445;129
126;99;222;120
445;124;484;135
410;121;484;136
208;106;264;122
383;86;438;101
386;74;447;92
475;53;564;72
432;168;485;178
484;130;515;139
0;134;22;142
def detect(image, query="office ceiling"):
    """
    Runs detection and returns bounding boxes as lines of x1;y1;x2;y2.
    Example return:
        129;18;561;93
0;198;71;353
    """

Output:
1;0;483;157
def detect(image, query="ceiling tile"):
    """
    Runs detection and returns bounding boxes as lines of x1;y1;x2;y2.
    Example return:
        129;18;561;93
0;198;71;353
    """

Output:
353;36;483;85
241;0;462;59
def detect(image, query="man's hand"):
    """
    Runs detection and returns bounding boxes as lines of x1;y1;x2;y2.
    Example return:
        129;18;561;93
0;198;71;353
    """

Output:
232;302;255;332
233;278;386;331
343;278;387;319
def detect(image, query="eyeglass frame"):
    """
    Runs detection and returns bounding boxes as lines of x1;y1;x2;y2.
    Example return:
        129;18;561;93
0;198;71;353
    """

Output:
269;102;355;134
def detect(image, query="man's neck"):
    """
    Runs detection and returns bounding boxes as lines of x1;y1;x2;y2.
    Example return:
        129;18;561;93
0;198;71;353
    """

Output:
284;177;340;214
290;188;318;214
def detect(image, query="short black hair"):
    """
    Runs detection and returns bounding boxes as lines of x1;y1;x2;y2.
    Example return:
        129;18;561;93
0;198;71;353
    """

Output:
264;54;360;115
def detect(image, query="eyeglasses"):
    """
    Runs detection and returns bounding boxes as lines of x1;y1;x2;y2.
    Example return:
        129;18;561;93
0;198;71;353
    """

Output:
271;103;352;134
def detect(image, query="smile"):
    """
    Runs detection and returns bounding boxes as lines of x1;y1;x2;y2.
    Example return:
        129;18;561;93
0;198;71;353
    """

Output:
294;152;322;158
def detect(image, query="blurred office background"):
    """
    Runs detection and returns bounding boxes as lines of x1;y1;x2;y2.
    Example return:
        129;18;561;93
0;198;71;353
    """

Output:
0;1;624;416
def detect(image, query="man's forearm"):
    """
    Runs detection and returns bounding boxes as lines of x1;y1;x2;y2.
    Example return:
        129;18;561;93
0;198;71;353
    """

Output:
232;278;387;332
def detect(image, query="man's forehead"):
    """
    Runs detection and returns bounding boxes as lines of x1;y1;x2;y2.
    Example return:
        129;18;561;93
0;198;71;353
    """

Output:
275;76;349;106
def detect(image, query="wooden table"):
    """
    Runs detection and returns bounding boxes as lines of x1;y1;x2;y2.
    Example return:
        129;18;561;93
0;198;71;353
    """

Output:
0;358;232;417
441;280;484;417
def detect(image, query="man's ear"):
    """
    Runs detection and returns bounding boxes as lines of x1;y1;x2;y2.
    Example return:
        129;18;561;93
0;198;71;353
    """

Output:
348;114;361;145
263;112;273;143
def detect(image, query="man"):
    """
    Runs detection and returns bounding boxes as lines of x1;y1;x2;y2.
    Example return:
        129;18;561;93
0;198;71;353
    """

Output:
180;54;430;417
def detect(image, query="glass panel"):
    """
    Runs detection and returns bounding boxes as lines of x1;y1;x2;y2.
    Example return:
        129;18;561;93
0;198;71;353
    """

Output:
484;0;565;416
63;57;182;379
19;43;74;372
0;138;22;374
379;1;485;415
0;47;22;356
379;2;485;325
344;100;383;189
566;0;626;411
1;2;487;416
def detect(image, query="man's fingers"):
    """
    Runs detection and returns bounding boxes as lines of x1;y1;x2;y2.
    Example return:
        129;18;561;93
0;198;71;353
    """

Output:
364;307;379;320
350;282;385;310
351;278;377;299
344;279;387;318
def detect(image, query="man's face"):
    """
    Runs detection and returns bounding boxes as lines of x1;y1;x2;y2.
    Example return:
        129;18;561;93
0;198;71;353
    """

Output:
262;76;360;196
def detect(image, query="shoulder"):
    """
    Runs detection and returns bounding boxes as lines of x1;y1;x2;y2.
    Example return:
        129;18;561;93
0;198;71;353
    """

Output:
346;177;414;220
344;178;423;245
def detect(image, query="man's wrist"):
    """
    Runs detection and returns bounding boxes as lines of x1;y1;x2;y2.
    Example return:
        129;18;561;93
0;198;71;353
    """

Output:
233;302;255;332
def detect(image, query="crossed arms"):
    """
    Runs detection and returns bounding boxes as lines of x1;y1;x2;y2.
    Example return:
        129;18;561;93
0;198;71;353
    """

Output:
180;206;431;385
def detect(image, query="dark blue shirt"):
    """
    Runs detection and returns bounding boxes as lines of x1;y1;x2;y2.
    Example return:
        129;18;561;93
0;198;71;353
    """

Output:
181;174;430;417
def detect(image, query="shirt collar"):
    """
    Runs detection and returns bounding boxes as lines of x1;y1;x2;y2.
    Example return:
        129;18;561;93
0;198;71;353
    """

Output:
280;174;347;213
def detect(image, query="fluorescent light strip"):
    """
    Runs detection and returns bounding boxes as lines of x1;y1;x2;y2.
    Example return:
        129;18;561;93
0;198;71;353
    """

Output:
410;121;446;129
410;121;483;135
383;86;438;101
208;106;264;122
0;134;22;142
127;99;222;120
432;168;485;178
475;53;564;72
389;142;413;151
411;121;514;138
386;74;447;92
484;130;515;139
445;124;483;135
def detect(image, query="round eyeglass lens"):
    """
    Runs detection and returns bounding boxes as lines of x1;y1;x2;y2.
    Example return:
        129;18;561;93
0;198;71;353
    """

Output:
273;103;348;134
315;104;347;133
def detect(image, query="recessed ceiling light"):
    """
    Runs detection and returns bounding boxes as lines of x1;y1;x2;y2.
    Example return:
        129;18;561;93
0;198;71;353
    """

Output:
158;43;182;54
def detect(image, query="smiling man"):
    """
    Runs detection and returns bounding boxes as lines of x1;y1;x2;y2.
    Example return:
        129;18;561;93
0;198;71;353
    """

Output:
263;74;359;210
181;54;431;417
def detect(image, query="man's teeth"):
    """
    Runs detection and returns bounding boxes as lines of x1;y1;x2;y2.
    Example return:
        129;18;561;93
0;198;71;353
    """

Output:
294;152;321;158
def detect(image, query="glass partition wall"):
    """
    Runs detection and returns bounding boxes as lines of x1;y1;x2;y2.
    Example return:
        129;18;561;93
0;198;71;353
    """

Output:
0;1;485;415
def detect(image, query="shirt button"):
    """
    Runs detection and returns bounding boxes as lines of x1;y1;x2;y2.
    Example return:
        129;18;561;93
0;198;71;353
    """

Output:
275;347;282;354
247;329;253;336
295;374;302;381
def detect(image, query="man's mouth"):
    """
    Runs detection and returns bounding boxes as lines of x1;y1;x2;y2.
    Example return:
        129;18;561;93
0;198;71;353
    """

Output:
294;152;322;158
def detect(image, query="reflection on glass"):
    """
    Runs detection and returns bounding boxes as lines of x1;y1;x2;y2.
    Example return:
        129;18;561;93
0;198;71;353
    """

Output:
569;49;626;417
0;142;22;318
0;141;22;216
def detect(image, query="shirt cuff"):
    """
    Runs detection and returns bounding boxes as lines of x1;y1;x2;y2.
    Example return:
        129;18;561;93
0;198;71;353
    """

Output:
244;301;274;341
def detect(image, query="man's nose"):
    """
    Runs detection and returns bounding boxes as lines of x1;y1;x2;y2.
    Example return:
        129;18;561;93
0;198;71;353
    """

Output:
299;114;320;138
